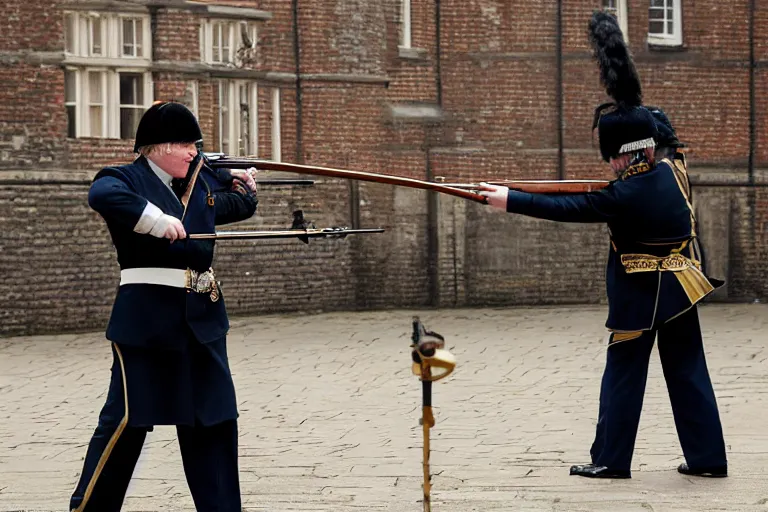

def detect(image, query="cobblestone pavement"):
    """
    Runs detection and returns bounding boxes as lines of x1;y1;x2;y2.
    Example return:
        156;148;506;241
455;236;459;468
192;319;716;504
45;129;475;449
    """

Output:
1;304;767;511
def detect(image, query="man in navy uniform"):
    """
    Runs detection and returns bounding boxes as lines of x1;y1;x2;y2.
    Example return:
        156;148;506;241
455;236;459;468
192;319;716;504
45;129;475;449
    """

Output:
70;102;259;511
478;12;727;479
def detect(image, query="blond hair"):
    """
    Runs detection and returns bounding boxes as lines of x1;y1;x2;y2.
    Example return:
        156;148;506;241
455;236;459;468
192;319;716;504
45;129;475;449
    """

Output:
138;144;159;157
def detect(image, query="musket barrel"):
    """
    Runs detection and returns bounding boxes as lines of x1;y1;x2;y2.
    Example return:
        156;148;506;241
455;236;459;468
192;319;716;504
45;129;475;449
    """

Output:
435;179;611;194
188;228;385;240
254;179;315;186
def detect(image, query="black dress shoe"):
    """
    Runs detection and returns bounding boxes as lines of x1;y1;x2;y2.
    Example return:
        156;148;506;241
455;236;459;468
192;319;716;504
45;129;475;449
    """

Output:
569;464;631;479
677;463;727;478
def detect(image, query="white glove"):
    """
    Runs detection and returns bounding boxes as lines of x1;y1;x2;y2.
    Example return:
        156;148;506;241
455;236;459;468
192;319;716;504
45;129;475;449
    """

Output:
230;168;258;194
149;214;187;241
477;183;510;210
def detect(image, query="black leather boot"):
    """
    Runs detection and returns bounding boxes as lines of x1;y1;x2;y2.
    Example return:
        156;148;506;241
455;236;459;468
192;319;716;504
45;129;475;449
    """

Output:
569;464;631;479
677;463;727;478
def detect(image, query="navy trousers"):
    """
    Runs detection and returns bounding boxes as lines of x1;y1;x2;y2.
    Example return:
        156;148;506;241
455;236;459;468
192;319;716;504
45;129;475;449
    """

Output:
69;342;241;511
589;306;727;472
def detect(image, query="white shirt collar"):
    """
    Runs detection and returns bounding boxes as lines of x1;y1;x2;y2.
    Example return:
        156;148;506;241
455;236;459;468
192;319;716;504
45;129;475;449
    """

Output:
146;157;174;188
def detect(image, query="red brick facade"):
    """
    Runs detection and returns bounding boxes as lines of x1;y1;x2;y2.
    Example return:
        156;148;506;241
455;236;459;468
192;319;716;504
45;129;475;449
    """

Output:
0;0;766;336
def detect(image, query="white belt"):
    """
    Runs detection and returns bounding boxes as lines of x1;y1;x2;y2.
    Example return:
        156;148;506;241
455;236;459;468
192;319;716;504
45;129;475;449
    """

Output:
120;267;187;288
119;267;220;301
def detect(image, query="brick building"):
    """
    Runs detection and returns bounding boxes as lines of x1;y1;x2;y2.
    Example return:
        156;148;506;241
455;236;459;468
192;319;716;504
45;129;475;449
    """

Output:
1;0;766;336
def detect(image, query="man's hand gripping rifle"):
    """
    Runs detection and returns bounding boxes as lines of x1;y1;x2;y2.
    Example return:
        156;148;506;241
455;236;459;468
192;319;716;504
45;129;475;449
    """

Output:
411;317;456;512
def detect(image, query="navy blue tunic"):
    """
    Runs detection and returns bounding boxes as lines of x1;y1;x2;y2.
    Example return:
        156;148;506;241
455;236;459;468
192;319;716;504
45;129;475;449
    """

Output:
88;155;257;427
504;157;722;332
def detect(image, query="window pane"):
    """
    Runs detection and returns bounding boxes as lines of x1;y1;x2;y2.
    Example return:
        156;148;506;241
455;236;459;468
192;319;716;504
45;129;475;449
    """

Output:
66;106;76;138
123;19;135;56
135;19;143;57
668;20;674;34
667;8;674;21
64;71;76;103
89;106;103;137
64;13;76;54
651;0;665;7
220;83;229;153
649;20;664;34
238;84;249;156
213;23;222;62
119;73;142;105
222;23;230;62
90;17;102;55
88;72;103;104
602;0;616;9
649;9;665;20
120;108;142;139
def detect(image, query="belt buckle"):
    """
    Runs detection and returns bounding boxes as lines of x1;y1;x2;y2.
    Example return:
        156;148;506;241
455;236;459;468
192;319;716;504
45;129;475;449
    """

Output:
661;253;690;272
185;268;219;302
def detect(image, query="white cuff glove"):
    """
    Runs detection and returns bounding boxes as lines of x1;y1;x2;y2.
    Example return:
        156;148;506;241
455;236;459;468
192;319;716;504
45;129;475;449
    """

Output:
148;214;186;241
477;183;510;210
134;202;186;241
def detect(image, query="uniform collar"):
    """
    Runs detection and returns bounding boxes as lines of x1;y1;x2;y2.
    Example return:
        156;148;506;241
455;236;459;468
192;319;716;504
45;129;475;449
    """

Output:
146;157;174;188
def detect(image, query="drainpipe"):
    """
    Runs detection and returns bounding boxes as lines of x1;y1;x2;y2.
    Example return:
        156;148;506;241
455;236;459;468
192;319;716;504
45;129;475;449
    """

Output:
748;0;758;298
555;0;565;180
291;0;303;164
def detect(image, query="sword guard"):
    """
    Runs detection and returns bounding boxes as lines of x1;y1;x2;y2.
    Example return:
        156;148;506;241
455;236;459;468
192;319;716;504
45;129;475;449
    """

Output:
411;317;456;382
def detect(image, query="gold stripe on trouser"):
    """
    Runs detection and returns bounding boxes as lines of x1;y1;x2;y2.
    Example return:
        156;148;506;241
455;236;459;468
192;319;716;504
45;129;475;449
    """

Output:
73;343;129;512
609;331;644;346
673;265;715;305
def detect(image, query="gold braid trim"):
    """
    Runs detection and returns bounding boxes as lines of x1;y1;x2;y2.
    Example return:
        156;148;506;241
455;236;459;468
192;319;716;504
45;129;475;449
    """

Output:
619;162;651;180
72;344;129;512
674;266;715;305
621;252;697;273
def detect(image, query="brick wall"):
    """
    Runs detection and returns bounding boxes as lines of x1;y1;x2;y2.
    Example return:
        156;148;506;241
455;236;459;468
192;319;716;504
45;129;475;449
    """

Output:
0;0;766;337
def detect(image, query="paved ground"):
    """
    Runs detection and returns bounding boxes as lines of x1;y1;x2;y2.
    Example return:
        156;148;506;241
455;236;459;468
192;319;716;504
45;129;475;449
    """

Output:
1;304;767;511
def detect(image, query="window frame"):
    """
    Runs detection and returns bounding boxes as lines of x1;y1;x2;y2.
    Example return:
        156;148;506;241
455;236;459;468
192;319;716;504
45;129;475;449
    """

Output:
62;11;153;139
86;69;108;138
118;14;148;58
201;19;258;66
64;69;80;138
86;13;105;56
602;0;629;41
64;67;152;139
647;0;683;47
187;81;199;117
400;0;412;49
117;70;151;139
216;80;260;157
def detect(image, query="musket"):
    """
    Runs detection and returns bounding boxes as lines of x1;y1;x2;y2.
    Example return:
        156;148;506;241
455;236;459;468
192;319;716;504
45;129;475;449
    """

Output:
189;227;384;241
204;153;489;204
411;317;456;512
205;153;614;200
188;211;384;243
